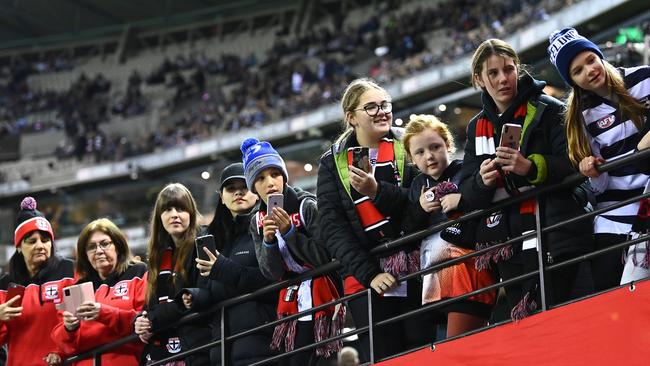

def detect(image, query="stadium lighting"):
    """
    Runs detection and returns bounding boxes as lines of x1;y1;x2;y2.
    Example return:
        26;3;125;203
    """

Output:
304;163;313;172
394;118;403;126
201;171;211;180
438;104;447;112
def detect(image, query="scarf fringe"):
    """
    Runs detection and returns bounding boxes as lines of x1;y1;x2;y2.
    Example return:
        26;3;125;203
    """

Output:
270;315;298;352
626;239;650;269
510;291;538;321
380;250;420;277
313;304;346;357
475;242;513;271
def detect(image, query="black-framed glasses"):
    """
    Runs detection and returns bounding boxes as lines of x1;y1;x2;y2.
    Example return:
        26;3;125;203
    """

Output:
86;241;114;253
354;101;392;116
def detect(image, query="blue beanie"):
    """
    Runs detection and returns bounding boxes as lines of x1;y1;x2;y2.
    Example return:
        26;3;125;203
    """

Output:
240;138;288;193
548;27;603;86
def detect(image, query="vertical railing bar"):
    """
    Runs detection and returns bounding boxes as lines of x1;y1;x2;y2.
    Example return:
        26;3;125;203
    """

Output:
534;197;548;311
367;289;375;365
221;306;227;365
92;352;101;366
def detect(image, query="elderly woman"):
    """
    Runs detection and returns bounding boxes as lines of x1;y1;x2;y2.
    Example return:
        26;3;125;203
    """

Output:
51;218;147;365
0;197;75;366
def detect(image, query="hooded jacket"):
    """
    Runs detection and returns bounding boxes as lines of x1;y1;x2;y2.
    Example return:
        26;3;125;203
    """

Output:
459;74;593;259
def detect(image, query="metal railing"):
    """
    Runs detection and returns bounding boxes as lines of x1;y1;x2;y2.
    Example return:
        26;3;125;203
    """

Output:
62;148;650;365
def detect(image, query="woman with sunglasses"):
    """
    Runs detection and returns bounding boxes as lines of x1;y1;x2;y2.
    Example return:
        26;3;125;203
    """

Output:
51;218;147;366
317;78;434;362
460;39;593;320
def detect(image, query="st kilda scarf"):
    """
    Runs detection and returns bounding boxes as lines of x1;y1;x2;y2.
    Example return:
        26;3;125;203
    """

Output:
474;103;539;320
257;187;345;357
347;138;419;280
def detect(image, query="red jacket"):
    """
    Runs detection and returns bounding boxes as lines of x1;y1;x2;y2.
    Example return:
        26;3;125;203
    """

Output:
51;263;147;366
0;258;75;366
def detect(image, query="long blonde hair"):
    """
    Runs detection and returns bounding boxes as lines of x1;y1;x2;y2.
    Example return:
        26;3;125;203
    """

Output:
335;78;389;145
565;60;647;166
145;183;201;302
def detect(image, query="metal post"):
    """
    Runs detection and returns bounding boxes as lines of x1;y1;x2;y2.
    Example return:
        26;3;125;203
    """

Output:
534;198;548;311
92;352;101;366
367;289;375;365
221;306;227;365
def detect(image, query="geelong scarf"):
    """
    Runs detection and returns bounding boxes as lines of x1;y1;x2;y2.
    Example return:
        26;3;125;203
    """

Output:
258;188;344;357
474;103;540;320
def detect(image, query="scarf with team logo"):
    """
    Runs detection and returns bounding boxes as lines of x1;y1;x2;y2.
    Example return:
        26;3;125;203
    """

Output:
347;138;419;278
257;187;345;357
474;102;539;321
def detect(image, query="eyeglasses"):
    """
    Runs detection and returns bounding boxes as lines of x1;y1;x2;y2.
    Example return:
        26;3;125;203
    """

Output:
354;101;392;117
86;241;114;253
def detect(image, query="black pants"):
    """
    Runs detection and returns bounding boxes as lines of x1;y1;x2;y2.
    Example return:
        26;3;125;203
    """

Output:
278;320;317;366
591;233;626;292
347;279;439;363
498;249;580;311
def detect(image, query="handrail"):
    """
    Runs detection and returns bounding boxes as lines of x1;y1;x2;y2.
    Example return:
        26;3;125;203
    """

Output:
62;147;650;365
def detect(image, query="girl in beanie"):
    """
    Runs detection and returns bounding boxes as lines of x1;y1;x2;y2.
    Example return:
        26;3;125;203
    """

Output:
316;78;435;363
240;138;343;366
461;39;593;321
0;197;75;365
548;27;650;287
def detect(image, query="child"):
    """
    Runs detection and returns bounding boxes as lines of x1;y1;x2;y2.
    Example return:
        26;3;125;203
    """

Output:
240;138;344;366
403;114;496;337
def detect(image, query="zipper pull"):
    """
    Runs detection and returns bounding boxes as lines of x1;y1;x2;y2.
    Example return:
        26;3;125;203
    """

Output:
546;252;554;264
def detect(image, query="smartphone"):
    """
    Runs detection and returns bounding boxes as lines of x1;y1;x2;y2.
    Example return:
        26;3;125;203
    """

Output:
7;283;25;307
499;123;522;150
195;234;217;261
61;282;95;314
267;193;284;216
352;146;371;173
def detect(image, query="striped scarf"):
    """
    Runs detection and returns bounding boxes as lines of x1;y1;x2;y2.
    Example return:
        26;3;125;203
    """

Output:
348;138;419;279
474;103;539;320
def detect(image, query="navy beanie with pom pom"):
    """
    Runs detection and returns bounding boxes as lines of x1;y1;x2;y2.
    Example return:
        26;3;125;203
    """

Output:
548;27;603;86
240;138;288;192
14;196;54;247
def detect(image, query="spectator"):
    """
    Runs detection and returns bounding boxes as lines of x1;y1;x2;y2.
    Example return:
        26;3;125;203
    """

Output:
133;183;210;365
51;218;147;366
460;38;593;320
241;138;343;365
0;197;75;366
184;163;278;365
548;27;650;287
403;114;496;337
317;78;434;362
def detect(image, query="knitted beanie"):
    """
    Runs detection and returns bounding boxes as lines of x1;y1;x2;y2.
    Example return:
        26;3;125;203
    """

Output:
14;196;54;247
240;138;288;193
548;27;603;86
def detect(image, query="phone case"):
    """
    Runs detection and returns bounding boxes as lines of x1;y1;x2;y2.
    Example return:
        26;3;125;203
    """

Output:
195;234;217;261
7;284;25;307
62;282;95;314
352;147;371;173
267;193;284;215
500;123;522;150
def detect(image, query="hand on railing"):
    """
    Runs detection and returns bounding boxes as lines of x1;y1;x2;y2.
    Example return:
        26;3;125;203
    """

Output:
579;156;605;178
43;352;62;365
134;311;153;344
182;293;193;310
370;272;397;295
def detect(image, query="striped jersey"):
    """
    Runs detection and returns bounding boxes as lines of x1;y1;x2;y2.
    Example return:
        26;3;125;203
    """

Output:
581;66;650;234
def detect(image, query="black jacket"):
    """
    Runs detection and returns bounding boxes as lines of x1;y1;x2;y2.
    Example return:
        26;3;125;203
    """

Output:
404;159;468;234
316;128;418;287
189;212;277;366
144;237;211;366
460;74;593;258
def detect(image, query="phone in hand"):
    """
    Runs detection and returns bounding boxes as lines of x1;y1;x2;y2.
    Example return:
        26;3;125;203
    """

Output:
61;282;95;314
7;283;25;307
267;193;284;216
352;147;371;173
499;123;522;150
195;234;217;261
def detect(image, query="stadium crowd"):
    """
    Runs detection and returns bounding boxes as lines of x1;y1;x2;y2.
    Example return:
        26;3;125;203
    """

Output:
1;22;649;366
0;0;586;164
